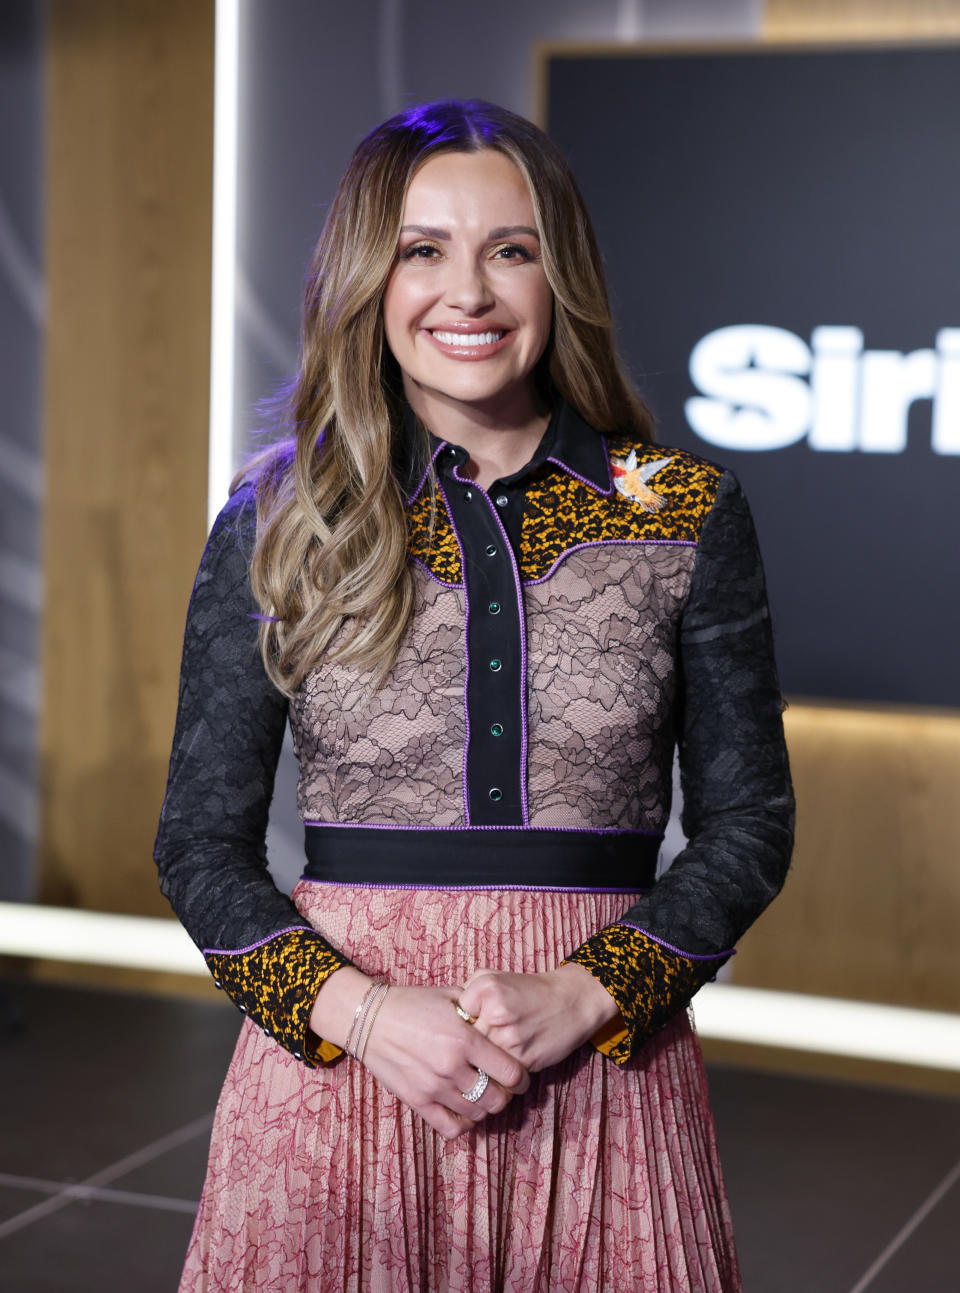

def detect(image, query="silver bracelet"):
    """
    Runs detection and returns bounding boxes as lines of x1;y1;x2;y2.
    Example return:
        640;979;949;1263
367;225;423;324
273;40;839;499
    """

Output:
344;980;383;1057
357;984;390;1065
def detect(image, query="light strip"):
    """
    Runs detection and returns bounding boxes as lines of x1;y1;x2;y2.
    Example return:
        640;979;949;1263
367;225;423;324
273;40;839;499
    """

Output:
693;983;960;1072
207;0;240;531
1;902;959;1070
0;904;206;976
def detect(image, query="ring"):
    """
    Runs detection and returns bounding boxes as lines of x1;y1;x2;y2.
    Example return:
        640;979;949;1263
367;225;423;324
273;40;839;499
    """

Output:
460;1068;489;1103
454;1001;478;1025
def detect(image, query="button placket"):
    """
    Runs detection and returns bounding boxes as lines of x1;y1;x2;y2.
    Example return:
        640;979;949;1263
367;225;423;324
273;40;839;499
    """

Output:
443;460;527;826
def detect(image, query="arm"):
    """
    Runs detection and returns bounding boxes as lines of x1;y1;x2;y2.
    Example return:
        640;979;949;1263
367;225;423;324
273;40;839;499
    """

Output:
563;470;795;1062
154;485;352;1065
462;471;794;1067
156;485;529;1128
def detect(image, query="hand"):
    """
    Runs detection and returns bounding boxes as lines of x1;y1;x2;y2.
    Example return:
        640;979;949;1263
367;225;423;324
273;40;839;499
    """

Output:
310;969;529;1140
457;963;621;1073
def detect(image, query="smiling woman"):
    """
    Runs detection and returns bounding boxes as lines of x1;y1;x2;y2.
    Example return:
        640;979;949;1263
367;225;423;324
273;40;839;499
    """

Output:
382;150;554;482
154;99;793;1292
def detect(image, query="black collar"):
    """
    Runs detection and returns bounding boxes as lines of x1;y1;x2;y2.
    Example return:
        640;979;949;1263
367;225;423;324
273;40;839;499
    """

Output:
401;400;612;504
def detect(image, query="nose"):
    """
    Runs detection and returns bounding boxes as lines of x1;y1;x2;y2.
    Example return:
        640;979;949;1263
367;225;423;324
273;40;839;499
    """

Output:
441;256;494;316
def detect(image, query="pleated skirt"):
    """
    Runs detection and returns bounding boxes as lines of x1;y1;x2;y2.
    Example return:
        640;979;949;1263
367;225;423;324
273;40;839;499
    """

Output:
180;881;741;1292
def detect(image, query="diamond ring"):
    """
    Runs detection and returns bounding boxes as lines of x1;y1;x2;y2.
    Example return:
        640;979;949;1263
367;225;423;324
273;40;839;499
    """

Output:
460;1068;489;1103
454;1001;478;1025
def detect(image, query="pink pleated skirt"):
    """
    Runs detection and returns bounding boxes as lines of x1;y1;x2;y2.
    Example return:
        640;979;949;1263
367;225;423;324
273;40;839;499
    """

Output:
180;881;741;1292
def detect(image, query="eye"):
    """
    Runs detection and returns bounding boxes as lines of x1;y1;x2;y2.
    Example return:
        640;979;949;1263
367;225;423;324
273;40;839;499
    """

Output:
490;243;535;262
400;241;442;261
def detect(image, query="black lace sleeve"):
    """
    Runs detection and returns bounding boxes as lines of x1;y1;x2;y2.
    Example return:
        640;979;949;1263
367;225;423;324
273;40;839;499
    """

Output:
566;471;795;1062
154;484;352;1065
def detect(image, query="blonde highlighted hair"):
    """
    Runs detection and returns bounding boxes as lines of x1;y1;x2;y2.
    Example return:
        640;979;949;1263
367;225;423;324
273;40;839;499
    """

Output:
242;99;655;693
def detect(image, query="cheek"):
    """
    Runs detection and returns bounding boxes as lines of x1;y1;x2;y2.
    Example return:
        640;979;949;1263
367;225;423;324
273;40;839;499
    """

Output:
530;281;554;352
382;272;433;352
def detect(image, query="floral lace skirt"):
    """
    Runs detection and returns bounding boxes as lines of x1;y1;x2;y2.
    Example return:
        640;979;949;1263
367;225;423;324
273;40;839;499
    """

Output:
179;881;741;1292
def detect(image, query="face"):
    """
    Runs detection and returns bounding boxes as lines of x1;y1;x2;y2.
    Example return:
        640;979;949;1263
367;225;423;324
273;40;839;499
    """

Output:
382;149;553;425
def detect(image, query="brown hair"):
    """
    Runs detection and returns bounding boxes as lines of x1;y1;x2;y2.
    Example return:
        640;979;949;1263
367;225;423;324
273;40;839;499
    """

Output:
243;99;654;693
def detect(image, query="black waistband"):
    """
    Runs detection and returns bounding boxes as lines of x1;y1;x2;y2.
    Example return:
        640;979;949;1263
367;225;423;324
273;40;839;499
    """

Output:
302;825;660;889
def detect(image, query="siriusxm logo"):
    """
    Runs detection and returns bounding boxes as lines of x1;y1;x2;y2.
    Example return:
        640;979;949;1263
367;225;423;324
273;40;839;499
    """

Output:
686;325;960;454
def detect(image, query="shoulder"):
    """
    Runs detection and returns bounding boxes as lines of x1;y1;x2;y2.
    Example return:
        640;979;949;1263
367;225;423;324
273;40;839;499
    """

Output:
594;433;729;544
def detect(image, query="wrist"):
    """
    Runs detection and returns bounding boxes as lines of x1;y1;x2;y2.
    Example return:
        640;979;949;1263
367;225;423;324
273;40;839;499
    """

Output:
309;965;376;1050
553;962;620;1037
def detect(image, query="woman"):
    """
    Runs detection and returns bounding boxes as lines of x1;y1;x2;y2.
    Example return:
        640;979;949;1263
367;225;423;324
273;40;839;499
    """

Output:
156;99;794;1292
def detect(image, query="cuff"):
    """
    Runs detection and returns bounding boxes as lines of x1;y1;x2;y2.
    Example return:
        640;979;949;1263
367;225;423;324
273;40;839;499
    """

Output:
204;926;353;1066
564;922;731;1064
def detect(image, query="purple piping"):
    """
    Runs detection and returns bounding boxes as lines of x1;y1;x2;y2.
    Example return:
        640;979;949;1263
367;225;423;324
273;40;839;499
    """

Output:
436;474;472;824
523;538;697;588
303;819;661;837
203;925;309;957
299;877;651;894
409;555;464;589
404;439;446;506
614;921;736;961
457;463;531;826
546;454;613;497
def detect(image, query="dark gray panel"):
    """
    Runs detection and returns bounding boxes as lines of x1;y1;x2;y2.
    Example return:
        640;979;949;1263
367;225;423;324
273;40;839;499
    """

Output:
548;46;960;706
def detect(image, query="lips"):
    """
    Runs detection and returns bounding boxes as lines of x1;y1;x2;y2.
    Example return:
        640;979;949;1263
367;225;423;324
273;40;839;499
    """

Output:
423;327;514;360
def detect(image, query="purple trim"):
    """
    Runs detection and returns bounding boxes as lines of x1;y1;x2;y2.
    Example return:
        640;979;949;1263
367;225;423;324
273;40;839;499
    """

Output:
436;474;472;824
299;877;650;894
523;538;698;587
614;922;736;961
460;465;531;826
203;925;311;957
303;820;662;837
546;454;613;497
404;439;446;506
409;555;464;589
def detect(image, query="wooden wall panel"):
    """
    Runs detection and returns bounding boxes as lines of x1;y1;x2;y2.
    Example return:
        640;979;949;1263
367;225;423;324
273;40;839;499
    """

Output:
40;1;214;916
731;705;960;1012
765;0;960;38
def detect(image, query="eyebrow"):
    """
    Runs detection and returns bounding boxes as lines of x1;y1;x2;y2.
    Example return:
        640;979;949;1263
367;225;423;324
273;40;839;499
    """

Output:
399;224;540;241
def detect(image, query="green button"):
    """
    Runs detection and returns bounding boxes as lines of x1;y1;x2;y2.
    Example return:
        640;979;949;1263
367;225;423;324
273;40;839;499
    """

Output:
489;658;502;672
488;787;503;802
488;601;501;614
490;723;504;737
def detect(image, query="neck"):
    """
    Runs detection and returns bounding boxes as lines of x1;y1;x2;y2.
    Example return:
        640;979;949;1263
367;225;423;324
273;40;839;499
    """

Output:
405;382;551;489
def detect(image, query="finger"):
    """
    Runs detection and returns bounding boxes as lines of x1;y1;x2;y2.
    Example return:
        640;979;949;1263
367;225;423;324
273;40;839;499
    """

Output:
478;1078;512;1117
457;970;501;1016
470;1037;530;1095
421;1102;472;1141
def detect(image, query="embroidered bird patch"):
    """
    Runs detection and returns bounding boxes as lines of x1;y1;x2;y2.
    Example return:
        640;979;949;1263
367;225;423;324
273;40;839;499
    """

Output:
610;452;673;511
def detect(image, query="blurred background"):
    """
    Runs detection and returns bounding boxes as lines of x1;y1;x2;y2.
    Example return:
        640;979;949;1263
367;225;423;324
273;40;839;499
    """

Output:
1;2;958;1290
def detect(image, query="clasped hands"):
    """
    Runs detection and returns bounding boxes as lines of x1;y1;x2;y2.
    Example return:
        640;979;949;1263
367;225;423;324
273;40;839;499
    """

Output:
314;963;618;1140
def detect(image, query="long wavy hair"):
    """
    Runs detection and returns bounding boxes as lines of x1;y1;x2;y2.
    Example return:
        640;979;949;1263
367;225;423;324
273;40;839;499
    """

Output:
243;99;655;694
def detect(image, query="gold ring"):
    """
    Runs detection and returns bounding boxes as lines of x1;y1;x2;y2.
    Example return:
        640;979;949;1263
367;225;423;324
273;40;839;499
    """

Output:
454;1001;478;1025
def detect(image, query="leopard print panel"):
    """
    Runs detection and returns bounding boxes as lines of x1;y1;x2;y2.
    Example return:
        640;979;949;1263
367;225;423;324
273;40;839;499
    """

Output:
564;923;730;1064
520;440;723;582
204;928;351;1067
407;483;463;586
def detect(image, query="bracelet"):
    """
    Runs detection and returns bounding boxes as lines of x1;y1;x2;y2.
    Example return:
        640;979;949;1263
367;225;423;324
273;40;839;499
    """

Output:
357;984;390;1065
344;980;383;1057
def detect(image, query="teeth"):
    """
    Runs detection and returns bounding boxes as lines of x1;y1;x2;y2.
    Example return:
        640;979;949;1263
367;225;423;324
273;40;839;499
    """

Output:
431;330;504;347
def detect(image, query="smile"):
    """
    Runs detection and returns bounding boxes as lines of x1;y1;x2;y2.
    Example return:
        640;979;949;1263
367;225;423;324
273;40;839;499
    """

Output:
429;330;505;347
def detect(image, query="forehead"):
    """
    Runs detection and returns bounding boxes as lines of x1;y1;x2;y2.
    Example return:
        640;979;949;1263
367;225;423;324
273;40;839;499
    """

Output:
402;150;536;226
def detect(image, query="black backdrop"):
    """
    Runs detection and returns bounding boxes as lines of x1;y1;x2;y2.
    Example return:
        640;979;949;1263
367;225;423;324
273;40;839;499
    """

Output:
546;43;960;706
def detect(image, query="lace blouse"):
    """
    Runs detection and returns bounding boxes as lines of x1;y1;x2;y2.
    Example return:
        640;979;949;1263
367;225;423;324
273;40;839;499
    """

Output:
154;401;794;1065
